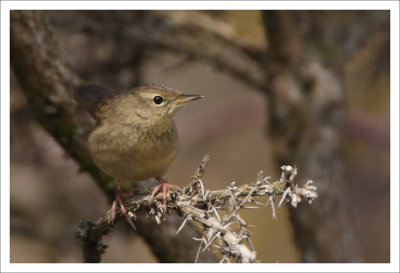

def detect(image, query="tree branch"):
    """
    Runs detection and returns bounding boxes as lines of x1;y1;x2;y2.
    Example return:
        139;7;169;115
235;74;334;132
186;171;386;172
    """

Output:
76;155;318;263
113;11;267;91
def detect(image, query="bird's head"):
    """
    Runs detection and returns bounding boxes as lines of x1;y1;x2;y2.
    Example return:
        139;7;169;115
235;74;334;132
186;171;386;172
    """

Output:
130;84;203;121
74;84;203;126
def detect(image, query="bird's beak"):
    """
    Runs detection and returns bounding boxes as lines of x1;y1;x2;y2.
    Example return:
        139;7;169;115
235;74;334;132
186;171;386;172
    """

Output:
175;94;204;105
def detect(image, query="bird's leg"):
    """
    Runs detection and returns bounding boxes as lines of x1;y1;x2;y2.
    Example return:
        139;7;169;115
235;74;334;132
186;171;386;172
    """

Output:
149;177;179;213
120;187;136;200
111;178;136;230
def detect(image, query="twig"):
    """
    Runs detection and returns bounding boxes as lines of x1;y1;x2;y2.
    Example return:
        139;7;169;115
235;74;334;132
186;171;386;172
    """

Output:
176;218;189;235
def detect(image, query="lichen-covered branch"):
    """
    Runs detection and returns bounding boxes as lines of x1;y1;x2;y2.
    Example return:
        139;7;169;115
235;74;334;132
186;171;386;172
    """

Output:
76;155;318;263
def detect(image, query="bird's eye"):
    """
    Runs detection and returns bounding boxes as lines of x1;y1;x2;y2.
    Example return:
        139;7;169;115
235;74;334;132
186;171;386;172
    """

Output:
153;96;163;105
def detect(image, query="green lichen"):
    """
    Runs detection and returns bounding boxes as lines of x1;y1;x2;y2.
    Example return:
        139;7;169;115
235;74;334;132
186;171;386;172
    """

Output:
271;181;286;194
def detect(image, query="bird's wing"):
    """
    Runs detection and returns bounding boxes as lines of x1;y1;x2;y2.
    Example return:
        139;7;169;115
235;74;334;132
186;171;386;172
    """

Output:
73;84;116;118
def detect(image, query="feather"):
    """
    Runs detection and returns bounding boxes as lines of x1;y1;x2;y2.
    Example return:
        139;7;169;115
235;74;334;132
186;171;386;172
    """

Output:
73;84;115;118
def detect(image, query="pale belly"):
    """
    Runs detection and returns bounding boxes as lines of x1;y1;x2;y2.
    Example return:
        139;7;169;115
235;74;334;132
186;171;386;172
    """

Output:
88;122;178;181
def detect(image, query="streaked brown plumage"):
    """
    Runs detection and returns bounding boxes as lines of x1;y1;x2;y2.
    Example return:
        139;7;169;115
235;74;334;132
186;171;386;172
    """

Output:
74;84;203;227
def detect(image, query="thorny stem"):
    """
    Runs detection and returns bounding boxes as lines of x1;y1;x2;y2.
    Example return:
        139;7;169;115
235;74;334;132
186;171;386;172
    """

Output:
76;155;318;263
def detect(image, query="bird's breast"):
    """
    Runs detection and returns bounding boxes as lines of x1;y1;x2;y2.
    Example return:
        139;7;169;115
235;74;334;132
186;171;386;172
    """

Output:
88;120;179;181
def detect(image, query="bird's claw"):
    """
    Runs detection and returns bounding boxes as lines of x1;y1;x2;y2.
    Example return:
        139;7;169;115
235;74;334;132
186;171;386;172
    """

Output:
111;179;136;230
149;177;179;213
111;194;136;230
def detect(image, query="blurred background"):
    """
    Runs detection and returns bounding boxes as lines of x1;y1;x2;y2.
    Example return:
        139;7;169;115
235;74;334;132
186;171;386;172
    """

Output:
10;10;390;263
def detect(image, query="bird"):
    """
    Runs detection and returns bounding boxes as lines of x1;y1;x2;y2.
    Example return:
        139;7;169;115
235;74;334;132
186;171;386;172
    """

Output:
74;83;203;228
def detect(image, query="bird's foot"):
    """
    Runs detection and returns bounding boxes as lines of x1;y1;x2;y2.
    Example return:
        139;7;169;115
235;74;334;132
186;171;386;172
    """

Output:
149;177;179;213
111;179;136;230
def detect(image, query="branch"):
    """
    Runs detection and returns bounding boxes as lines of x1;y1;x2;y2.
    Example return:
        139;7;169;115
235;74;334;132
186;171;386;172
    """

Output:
110;11;267;91
76;155;318;263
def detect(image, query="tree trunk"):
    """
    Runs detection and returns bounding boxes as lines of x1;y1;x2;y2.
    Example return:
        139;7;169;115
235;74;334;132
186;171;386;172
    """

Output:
262;11;362;262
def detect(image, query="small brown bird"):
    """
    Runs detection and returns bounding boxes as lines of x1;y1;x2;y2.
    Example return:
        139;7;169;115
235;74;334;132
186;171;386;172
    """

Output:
74;84;203;228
